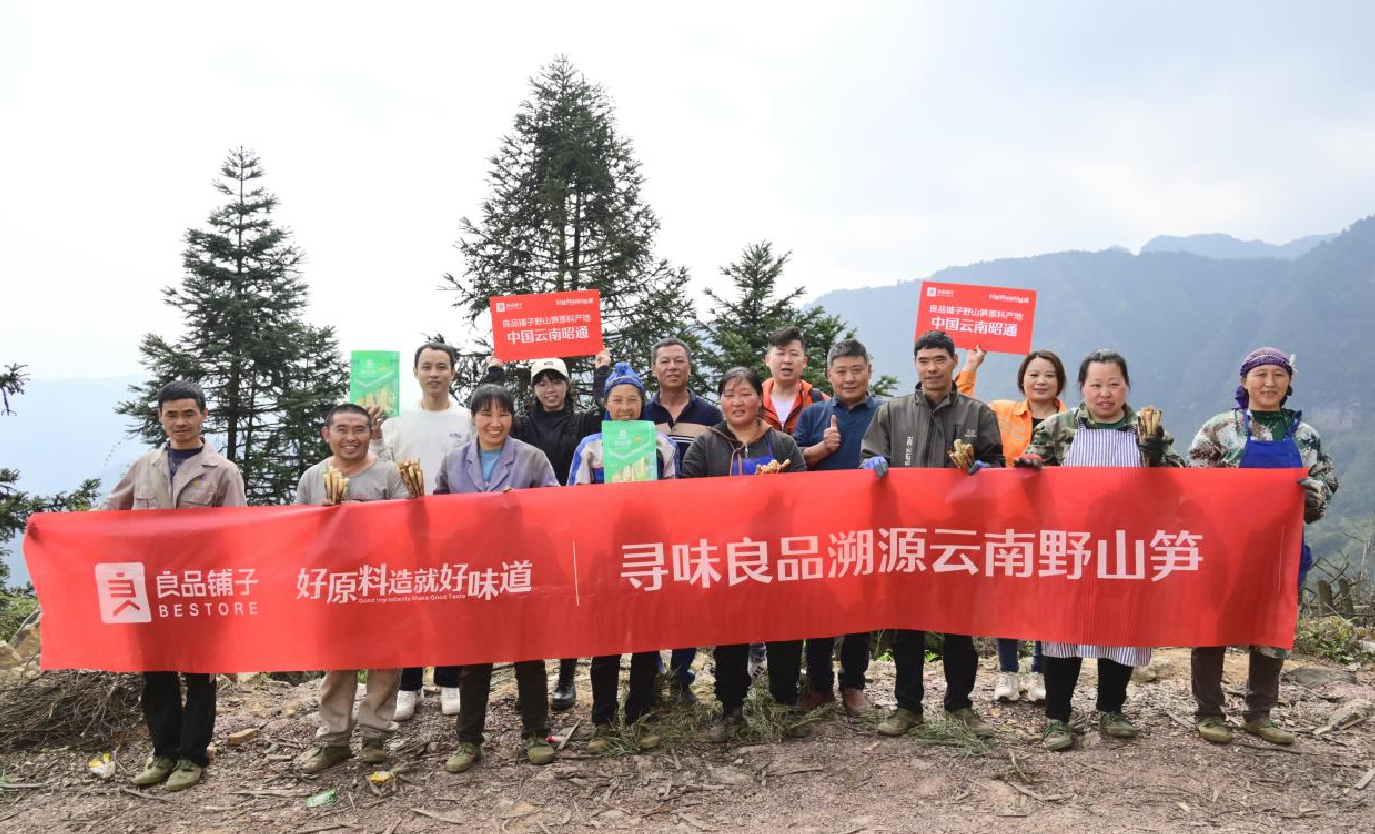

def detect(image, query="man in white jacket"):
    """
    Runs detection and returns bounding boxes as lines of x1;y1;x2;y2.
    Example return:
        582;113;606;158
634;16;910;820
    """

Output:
368;342;473;719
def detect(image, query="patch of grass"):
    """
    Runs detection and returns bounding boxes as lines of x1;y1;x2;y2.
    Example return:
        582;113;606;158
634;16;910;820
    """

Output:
1295;615;1361;663
856;706;991;756
589;672;839;753
903;718;993;757
585;672;710;755
738;677;833;741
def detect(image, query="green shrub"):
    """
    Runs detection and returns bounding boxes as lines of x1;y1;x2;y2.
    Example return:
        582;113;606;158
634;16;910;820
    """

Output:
1294;615;1360;663
0;591;38;643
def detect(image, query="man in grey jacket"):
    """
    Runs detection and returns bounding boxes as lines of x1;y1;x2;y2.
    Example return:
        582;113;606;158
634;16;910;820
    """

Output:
103;380;246;793
860;330;1003;738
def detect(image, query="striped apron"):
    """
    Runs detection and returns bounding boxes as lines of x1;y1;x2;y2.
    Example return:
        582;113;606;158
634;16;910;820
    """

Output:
1042;423;1153;668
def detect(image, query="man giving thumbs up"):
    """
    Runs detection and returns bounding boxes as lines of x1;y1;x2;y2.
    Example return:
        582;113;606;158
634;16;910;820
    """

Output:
790;339;883;718
795;339;879;471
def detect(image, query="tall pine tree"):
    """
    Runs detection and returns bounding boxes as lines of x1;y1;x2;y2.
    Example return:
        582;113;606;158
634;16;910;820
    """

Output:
698;242;898;396
444;56;697;403
118;148;346;504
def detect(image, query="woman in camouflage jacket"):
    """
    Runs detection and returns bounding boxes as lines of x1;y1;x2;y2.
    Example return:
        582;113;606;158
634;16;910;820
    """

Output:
1187;347;1338;748
1014;349;1185;752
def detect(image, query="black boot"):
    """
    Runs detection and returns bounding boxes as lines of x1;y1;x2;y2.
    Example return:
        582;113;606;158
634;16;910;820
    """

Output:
551;658;577;712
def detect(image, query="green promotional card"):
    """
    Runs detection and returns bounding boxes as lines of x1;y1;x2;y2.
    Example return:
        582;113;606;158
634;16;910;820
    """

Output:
350;350;401;417
601;420;657;483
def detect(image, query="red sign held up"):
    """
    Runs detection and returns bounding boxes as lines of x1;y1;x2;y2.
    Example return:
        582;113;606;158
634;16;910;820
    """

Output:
491;289;603;361
915;281;1037;355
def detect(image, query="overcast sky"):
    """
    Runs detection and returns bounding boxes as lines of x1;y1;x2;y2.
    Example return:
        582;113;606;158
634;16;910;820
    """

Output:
3;1;1374;394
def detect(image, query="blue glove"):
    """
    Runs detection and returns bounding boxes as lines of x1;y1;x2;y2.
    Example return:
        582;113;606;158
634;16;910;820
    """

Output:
863;456;889;478
966;460;990;476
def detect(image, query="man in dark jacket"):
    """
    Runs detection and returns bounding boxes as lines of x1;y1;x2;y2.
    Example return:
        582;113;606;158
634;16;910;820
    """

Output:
860;330;1003;739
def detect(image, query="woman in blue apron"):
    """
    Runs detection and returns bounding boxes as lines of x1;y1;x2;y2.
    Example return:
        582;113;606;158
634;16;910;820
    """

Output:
680;367;808;742
1187;347;1339;746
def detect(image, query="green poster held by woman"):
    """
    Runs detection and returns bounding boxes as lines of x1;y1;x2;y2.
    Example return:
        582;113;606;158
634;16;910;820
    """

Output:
600;419;658;482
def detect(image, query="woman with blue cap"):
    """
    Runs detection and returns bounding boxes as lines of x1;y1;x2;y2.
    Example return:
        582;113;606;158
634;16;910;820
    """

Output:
1188;347;1338;746
567;362;677;754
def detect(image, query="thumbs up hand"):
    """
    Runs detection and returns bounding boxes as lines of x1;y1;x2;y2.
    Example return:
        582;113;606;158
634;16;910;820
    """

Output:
822;414;842;452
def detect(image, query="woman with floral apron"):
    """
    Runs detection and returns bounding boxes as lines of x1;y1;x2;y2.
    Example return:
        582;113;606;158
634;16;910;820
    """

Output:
1015;349;1186;751
1187;348;1338;745
680;367;808;742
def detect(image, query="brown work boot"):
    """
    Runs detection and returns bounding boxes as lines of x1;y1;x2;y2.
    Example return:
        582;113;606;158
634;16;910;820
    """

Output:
704;709;744;743
841;688;871;717
1243;717;1295;745
1099;711;1139;739
797;690;832;713
131;755;176;787
1196;716;1233;744
302;745;352;774
876;708;923;737
163;759;203;792
358;737;388;764
946;707;995;738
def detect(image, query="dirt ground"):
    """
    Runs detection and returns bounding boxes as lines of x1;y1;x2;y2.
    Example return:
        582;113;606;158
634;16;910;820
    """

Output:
1;648;1372;834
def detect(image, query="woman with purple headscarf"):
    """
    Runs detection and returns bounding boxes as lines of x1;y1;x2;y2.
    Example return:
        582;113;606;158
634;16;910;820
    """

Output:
1187;347;1339;746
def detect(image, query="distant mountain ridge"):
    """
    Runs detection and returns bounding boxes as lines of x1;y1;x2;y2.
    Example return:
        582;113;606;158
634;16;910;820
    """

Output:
1140;232;1335;260
815;216;1373;566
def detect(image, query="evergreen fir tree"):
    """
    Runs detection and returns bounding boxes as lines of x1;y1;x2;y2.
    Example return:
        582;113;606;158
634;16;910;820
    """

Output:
444;56;697;403
117;148;346;504
698;242;899;396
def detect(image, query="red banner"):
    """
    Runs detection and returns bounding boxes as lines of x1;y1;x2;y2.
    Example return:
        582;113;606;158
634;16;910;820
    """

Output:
25;468;1305;673
916;281;1037;354
490;289;603;361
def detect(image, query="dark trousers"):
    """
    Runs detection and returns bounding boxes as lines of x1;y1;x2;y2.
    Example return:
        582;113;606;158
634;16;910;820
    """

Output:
142;672;216;767
714;641;805;712
670;648;697;686
590;652;658;726
557;657;577;686
996;639;1044;673
765;640;804;705
457;661;548;744
892;630;977;713
400;665;462;691
713;644;749;713
1042;656;1133;722
805;632;871;694
1191;646;1283;722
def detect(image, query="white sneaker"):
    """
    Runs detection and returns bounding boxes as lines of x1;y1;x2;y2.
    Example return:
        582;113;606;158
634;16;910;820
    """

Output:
994;671;1020;703
440;686;462;715
1026;672;1046;703
394;689;420;721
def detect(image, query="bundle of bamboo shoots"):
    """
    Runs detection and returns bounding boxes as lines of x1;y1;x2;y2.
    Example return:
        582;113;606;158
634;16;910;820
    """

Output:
948;439;976;470
323;465;350;505
398;458;425;498
1136;405;1162;438
753;459;783;475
